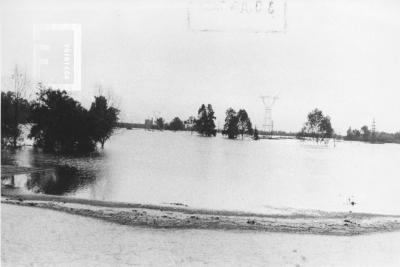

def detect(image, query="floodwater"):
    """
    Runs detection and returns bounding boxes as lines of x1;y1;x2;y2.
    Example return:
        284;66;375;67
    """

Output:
2;130;400;214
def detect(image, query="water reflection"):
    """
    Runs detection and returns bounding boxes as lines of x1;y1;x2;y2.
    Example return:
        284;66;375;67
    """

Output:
26;166;96;195
2;130;400;214
1;147;100;195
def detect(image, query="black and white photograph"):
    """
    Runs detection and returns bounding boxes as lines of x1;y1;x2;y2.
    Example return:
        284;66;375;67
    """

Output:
1;0;400;266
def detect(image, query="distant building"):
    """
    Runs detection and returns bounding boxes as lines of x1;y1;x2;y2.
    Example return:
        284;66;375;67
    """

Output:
144;118;153;130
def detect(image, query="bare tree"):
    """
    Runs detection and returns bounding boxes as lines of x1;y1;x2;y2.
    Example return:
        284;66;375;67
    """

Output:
1;66;31;148
94;83;121;110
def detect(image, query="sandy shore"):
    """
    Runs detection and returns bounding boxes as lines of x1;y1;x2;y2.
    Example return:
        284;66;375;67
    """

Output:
2;189;400;236
3;203;400;266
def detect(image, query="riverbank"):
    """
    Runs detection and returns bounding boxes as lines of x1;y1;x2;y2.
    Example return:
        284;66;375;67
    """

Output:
3;204;400;266
2;189;400;236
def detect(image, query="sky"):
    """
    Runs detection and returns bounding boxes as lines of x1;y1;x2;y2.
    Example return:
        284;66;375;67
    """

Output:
1;0;400;134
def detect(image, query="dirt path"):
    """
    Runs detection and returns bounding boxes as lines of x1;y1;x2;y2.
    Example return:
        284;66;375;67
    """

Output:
2;192;400;236
3;204;400;266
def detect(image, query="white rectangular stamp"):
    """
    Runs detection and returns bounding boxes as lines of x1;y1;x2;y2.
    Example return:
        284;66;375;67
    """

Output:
188;0;287;33
33;24;82;91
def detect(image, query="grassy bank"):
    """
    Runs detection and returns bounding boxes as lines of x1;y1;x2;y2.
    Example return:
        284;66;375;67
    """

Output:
2;189;400;236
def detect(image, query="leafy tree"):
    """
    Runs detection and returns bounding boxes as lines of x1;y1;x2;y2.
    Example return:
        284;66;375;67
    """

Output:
246;121;254;136
345;127;361;141
88;95;119;149
169;117;184;131
206;104;216;135
221;108;254;140
222;108;239;139
320;116;333;139
253;127;259;140
29;87;95;153
361;125;371;141
1;66;31;148
195;104;216;136
299;108;333;141
195;104;207;134
156;117;165;130
1;91;30;147
306;109;324;138
237;109;252;139
346;127;353;139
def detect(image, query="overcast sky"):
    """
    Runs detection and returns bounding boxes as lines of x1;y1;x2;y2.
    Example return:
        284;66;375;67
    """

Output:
1;0;400;134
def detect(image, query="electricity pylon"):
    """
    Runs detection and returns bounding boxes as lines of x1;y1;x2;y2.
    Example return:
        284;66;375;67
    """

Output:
260;95;279;135
372;118;376;134
371;118;376;142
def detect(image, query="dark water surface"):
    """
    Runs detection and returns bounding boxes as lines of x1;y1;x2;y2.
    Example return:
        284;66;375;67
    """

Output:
2;129;400;214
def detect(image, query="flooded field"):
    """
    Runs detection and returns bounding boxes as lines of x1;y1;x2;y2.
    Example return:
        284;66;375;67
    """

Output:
2;130;400;214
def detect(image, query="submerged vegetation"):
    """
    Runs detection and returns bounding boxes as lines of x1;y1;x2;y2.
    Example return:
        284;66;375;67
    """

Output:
89;95;120;149
345;125;400;144
222;108;253;139
168;117;185;131
29;88;96;153
297;108;333;142
30;87;119;153
1;85;119;154
253;127;259;140
1;67;31;148
1;91;30;148
1;69;398;149
195;104;217;137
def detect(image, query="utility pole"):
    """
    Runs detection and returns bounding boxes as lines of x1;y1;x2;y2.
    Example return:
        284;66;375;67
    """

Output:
371;118;376;142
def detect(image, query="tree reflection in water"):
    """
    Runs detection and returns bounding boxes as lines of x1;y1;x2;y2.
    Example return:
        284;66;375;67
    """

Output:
1;175;16;187
26;165;96;195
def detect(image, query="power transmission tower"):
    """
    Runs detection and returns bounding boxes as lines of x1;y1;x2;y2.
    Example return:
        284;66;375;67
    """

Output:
260;95;279;135
372;118;376;134
371;118;376;142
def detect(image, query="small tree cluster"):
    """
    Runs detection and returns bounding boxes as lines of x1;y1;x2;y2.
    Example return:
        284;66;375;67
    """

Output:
345;125;400;144
1;66;31;148
346;126;372;141
253;127;259;140
89;96;120;148
195;104;217;136
346;127;362;140
29;86;119;153
168;117;185;131
1;91;30;147
298;108;333;141
155;117;165;131
222;108;253;139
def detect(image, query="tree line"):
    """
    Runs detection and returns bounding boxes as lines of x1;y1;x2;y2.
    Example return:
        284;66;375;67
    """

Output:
139;105;336;142
151;106;400;145
3;67;396;149
1;84;119;154
144;106;338;143
345;125;400;144
152;104;259;140
150;117;186;132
